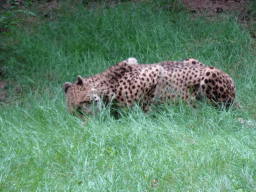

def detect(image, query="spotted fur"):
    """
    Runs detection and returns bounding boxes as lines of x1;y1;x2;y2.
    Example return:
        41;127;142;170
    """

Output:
63;58;237;114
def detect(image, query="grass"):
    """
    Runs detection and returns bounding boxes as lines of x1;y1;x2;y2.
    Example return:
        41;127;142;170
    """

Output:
1;0;256;191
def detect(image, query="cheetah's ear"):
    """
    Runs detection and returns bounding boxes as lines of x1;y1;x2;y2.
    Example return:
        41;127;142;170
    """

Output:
77;75;86;86
63;82;72;93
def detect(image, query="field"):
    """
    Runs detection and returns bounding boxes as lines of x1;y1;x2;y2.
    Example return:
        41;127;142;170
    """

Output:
1;0;256;191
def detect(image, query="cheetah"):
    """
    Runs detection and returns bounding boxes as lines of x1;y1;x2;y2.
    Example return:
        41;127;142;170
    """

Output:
63;58;238;115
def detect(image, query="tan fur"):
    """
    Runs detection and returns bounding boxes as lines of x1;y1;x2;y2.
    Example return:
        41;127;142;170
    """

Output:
63;58;237;114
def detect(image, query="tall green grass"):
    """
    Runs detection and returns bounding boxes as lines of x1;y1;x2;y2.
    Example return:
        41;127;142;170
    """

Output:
1;1;256;191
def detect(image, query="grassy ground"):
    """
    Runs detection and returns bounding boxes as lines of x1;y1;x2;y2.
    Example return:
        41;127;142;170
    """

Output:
1;1;256;191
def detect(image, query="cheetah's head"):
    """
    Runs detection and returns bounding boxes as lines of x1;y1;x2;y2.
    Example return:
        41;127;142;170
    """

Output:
63;75;101;115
